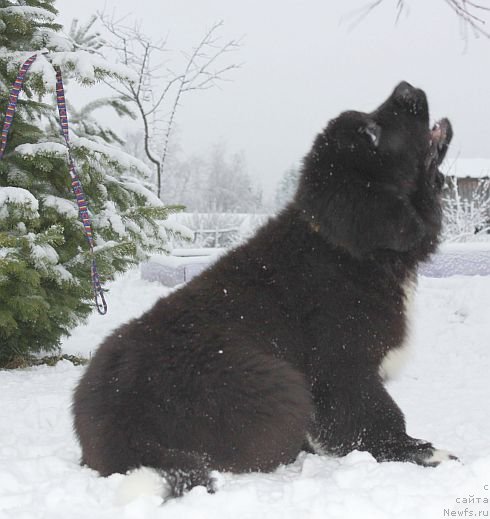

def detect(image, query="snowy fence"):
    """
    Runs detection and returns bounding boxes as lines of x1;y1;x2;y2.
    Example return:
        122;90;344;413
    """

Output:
166;213;270;248
142;242;490;287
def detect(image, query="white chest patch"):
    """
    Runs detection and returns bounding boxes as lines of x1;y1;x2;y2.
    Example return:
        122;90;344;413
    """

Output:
379;276;417;380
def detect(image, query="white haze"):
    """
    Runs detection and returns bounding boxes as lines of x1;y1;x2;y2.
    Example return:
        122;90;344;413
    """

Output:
58;1;490;196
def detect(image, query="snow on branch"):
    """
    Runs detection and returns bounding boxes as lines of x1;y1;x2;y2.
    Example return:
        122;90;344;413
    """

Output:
42;195;79;219
15;142;68;159
71;136;153;178
0;187;39;215
0;6;56;21
0;50;135;93
32;29;74;53
120;180;164;207
50;51;138;84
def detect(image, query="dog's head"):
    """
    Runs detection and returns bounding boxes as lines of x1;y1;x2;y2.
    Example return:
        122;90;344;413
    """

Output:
302;81;452;197
294;82;453;258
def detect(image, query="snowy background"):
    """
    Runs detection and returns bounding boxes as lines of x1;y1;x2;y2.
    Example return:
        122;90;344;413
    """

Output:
58;0;490;198
1;263;489;519
1;1;490;518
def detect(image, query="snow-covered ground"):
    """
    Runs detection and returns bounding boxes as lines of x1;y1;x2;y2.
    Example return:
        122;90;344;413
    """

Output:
1;268;489;519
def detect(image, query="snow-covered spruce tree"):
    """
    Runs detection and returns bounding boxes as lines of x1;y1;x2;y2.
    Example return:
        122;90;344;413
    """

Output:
0;1;187;366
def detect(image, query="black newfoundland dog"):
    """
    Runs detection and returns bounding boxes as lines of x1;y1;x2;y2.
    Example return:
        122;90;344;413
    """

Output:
73;81;455;500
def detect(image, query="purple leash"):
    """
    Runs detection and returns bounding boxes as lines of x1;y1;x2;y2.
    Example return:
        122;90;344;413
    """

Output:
0;54;108;315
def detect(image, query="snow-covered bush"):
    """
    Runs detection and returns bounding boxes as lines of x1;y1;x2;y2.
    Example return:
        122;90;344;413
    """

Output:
442;176;490;242
0;1;183;365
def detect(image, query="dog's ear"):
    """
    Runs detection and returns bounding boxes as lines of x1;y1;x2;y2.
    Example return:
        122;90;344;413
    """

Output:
359;121;381;148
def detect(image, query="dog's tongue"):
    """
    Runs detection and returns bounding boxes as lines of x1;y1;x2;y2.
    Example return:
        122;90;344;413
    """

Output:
430;118;451;147
428;118;452;166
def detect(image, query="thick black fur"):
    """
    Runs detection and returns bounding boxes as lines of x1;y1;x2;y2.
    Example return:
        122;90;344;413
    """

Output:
73;81;455;498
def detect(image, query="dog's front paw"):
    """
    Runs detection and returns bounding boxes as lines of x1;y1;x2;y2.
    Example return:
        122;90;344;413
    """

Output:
370;436;459;467
414;446;459;467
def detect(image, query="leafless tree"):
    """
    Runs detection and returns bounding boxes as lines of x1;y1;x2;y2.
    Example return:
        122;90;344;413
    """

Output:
349;0;490;38
98;12;241;198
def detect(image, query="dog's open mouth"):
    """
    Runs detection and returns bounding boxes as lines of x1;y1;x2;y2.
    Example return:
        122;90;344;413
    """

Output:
427;118;452;167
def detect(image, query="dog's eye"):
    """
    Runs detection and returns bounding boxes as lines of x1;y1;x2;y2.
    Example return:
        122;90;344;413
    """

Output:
359;122;381;147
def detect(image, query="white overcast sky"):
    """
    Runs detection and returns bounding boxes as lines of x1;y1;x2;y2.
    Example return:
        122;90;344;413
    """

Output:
58;0;490;196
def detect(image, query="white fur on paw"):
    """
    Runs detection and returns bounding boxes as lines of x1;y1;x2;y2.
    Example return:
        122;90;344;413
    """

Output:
424;449;458;466
115;467;171;505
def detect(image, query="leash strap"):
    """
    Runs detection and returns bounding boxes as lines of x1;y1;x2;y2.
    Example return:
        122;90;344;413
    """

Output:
0;54;37;159
0;54;108;314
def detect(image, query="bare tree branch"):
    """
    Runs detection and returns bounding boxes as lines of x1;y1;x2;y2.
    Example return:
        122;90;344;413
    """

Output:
97;12;241;198
444;0;490;38
342;0;386;29
158;22;242;180
348;0;490;38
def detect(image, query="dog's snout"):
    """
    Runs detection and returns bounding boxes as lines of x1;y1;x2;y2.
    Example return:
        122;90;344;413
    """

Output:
394;81;418;102
392;81;428;118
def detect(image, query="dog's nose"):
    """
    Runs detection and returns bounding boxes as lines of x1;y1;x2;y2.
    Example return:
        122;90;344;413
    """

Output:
394;81;417;102
392;81;428;117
